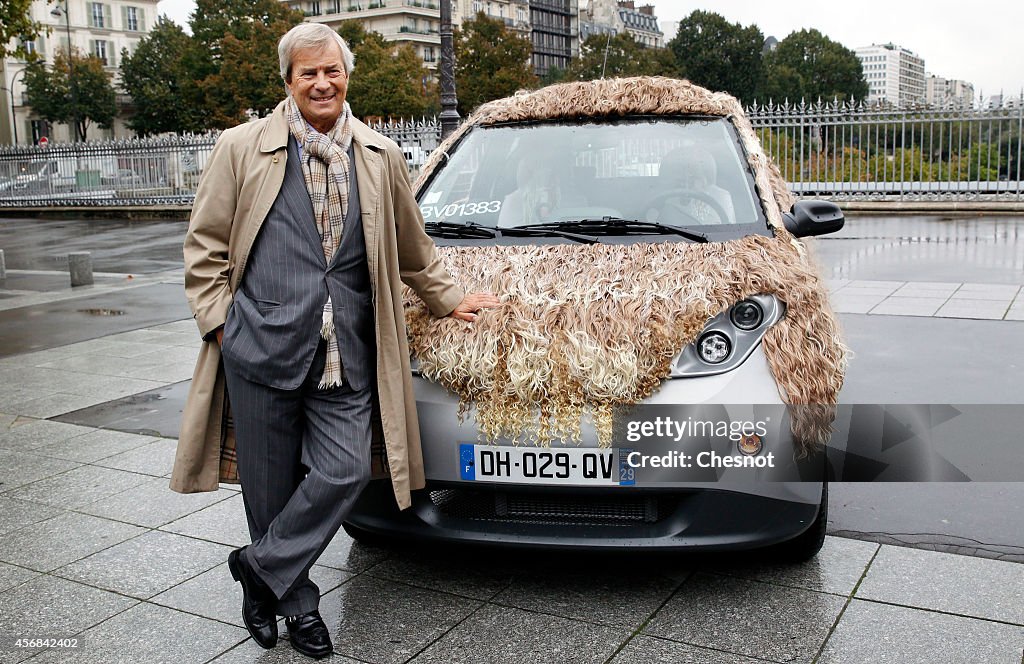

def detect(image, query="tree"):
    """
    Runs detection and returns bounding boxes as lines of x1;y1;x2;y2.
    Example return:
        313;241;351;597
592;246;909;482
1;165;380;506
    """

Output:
763;29;868;103
454;13;537;115
119;18;197;135
185;0;304;129
0;0;44;59
565;32;677;81
336;21;436;118
669;10;764;103
23;48;116;141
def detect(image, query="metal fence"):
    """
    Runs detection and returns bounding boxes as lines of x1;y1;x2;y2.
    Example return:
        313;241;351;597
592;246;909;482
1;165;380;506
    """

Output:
0;117;441;208
2;101;1022;207
747;99;1024;201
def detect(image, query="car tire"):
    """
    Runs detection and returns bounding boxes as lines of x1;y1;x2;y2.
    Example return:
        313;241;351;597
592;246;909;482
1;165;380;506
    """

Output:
341;521;391;548
767;480;828;563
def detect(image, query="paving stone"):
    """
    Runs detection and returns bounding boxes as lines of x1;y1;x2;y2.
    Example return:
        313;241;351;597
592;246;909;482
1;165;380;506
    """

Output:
855;545;1024;624
610;636;764;664
935;299;1009;320
0;419;95;453
643;573;846;664
0;512;145;572
59;375;166;400
868;297;946;317
160;492;251;547
891;282;959;297
492;561;684;629
0;575;137;662
209;641;364;663
92;437;180;477
28;602;248;664
830;294;886;314
2;392;115;419
817;600;1024;664
79;478;235;528
0;450;80;493
845;280;905;290
0;412;15;428
318;575;480;664
313;529;392;573
0;561;39;593
32;429;157;463
366;549;516;600
0;496;63;535
151;562;353;627
412;603;630;664
55;530;231;599
709;535;878;596
4;464;151;509
146;319;197;334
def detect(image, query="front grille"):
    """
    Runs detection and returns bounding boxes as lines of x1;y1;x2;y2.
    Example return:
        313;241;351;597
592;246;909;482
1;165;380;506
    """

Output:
428;488;674;526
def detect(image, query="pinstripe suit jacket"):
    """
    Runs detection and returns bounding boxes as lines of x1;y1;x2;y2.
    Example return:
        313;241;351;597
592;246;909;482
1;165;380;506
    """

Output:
220;137;375;391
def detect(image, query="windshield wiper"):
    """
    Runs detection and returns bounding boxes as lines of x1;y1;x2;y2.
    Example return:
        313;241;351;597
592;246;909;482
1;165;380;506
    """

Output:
423;221;496;239
520;217;708;243
498;227;598;244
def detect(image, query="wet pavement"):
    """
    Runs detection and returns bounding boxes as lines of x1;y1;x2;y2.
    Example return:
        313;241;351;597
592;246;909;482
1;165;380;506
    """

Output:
0;214;1022;662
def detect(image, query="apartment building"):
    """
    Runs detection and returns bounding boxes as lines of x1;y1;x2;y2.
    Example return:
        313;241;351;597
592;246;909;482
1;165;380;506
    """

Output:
1;0;158;144
925;74;975;108
855;43;926;107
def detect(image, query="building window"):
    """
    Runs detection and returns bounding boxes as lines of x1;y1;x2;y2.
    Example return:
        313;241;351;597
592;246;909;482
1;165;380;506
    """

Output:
329;0;340;12
311;0;321;14
473;0;482;12
125;6;138;30
90;2;108;28
423;46;435;62
92;39;106;65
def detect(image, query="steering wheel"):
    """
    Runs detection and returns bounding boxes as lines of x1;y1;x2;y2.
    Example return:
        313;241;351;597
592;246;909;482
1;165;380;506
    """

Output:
643;188;730;226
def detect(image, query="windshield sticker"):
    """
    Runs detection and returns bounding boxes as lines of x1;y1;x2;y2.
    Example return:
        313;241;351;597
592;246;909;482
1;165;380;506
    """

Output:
420;200;501;219
423;191;443;204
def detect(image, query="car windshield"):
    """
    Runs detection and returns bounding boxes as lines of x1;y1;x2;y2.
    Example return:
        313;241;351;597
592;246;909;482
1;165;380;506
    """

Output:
417;117;766;234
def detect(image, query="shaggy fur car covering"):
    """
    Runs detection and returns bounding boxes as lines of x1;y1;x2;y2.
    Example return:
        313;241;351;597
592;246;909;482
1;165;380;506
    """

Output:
405;77;846;452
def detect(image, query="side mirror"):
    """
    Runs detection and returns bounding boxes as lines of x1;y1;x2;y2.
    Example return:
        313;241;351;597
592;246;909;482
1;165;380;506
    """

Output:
782;200;845;238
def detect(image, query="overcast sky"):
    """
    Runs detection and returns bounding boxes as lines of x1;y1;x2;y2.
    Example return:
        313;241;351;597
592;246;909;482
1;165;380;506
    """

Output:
157;0;1022;99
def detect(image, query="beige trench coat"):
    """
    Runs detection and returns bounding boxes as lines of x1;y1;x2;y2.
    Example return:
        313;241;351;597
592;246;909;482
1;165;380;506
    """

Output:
168;100;465;510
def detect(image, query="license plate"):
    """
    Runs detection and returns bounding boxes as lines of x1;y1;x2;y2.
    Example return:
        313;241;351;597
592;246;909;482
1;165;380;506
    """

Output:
459;444;635;486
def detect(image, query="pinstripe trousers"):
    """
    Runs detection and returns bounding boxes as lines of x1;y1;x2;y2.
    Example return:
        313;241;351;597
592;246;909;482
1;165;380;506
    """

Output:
222;339;372;616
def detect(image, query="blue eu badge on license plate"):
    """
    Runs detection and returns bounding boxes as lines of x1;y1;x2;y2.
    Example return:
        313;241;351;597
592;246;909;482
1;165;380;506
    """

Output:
459;443;476;480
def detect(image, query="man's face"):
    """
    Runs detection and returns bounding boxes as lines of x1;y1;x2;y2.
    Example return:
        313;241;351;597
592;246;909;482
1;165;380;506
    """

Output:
286;42;349;134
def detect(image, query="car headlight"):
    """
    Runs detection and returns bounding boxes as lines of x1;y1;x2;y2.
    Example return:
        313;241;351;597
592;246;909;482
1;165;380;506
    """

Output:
730;299;764;330
697;332;731;364
670;294;784;378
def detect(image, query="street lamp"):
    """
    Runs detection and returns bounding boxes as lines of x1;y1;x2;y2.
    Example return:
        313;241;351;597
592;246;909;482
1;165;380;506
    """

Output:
438;0;459;139
0;69;26;144
50;0;80;142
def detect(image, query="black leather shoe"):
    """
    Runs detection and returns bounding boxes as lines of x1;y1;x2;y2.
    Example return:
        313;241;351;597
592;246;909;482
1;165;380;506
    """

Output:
227;547;278;649
285;610;333;659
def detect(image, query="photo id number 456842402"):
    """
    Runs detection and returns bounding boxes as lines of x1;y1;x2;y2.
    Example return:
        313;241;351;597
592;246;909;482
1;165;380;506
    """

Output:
2;637;82;651
458;444;635;486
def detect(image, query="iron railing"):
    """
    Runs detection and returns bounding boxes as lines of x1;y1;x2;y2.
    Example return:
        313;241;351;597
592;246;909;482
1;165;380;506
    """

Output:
747;98;1024;201
0;118;440;207
1;100;1022;207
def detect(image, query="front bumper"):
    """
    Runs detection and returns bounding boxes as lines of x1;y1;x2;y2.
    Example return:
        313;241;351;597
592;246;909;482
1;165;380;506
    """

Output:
346;479;824;551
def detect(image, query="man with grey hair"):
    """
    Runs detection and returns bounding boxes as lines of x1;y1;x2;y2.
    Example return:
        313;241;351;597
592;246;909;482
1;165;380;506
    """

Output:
174;21;499;659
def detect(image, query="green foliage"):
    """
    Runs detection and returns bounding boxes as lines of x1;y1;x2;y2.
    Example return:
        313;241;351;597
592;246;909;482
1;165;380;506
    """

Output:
186;0;304;129
669;10;764;103
0;0;44;59
454;12;537;115
119;18;197;136
565;33;677;81
337;22;436;118
762;29;868;103
23;48;116;141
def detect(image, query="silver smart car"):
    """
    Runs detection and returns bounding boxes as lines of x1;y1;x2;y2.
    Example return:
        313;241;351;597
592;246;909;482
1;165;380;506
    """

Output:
345;78;845;562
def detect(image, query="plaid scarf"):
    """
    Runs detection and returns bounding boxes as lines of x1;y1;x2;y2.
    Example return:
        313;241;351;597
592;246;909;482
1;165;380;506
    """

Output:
285;95;354;388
